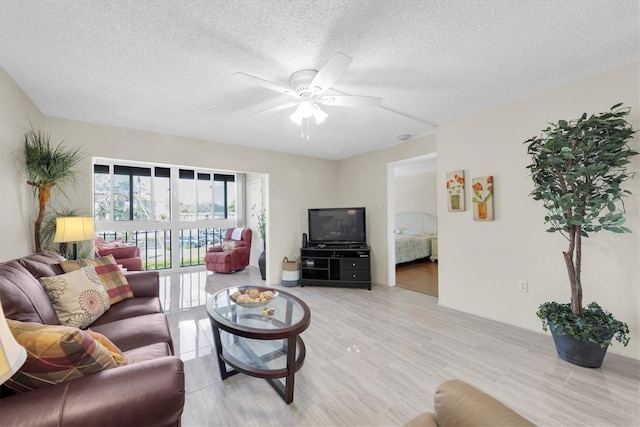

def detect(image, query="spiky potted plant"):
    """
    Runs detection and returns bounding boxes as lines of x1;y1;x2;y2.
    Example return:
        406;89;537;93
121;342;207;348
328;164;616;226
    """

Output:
23;128;85;253
525;103;637;368
252;204;267;280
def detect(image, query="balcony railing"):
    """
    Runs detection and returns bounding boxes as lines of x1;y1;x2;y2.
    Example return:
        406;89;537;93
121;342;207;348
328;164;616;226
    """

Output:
96;227;227;270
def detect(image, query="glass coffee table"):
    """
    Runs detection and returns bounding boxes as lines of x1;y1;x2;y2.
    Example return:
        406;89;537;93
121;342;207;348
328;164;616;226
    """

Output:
206;286;311;404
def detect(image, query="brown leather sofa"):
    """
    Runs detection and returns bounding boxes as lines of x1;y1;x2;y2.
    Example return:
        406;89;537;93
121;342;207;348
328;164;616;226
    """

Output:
0;251;184;427
405;379;535;427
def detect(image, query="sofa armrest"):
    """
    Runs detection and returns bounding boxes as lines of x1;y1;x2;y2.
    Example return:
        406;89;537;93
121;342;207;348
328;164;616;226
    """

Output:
404;412;438;427
125;270;160;298
434;380;535;427
0;357;184;427
98;245;140;259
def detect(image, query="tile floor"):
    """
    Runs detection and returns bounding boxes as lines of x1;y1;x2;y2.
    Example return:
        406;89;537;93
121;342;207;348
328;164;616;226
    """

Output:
159;266;640;426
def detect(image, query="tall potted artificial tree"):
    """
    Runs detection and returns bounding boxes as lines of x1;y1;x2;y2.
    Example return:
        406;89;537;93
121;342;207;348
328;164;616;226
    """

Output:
24;129;85;253
525;104;638;368
525;103;637;367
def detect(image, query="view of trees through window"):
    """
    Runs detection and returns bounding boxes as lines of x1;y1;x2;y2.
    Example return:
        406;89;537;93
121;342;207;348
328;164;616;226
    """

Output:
94;162;237;270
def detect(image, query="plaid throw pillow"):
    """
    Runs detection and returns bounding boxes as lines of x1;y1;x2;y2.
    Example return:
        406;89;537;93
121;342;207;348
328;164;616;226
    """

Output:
60;255;134;305
5;320;117;393
87;330;128;366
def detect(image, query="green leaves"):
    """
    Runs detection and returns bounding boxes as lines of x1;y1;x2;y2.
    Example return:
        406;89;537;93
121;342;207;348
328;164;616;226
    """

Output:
24;129;85;187
525;104;637;237
527;104;637;320
537;302;630;347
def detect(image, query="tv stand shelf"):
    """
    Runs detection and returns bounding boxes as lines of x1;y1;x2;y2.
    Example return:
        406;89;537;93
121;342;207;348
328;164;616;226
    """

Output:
300;246;371;290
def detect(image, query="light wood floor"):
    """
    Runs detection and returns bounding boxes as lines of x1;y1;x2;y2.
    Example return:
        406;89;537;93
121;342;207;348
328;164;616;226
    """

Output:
396;260;438;297
160;266;639;427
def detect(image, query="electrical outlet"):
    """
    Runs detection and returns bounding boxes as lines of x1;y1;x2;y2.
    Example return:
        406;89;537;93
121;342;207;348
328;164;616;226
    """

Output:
518;280;528;293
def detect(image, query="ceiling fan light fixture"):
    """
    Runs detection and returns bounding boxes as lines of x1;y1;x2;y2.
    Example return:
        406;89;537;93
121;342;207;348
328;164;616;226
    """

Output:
289;110;303;125
313;105;327;124
297;100;314;118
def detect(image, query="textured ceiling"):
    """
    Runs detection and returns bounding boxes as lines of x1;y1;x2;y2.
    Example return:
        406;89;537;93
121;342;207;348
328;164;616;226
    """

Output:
1;0;638;160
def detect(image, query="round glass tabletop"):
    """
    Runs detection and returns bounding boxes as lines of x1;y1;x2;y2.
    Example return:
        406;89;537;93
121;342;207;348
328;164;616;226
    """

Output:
207;286;310;339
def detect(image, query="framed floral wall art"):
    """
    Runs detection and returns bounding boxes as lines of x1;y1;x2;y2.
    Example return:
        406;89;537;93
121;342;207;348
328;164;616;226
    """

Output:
472;176;494;221
446;170;465;211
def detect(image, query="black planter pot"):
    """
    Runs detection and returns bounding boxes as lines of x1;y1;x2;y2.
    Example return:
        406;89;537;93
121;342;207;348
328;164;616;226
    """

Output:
258;249;266;280
548;322;613;368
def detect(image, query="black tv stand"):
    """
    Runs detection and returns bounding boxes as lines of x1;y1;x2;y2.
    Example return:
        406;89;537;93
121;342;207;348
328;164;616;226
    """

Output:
308;243;367;249
300;246;371;290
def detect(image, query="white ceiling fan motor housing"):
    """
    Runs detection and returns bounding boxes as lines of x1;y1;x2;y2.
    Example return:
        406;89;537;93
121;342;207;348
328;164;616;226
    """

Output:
289;69;319;96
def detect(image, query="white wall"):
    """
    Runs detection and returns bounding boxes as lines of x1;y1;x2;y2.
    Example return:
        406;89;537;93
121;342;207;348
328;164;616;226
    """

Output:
42;116;340;284
437;62;639;359
0;67;45;260
337;136;438;285
394;171;437;216
0;65;340;284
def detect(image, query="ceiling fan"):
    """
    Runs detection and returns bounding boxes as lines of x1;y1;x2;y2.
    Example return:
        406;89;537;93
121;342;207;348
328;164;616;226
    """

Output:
234;52;382;130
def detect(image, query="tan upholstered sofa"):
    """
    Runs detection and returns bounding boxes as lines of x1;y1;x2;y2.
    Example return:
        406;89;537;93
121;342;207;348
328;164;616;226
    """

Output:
405;379;535;427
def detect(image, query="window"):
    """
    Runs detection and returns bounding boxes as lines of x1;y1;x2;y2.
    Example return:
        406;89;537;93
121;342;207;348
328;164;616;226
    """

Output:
179;170;235;221
197;173;212;220
154;167;171;221
94;165;111;221
93;160;240;271
95;165;171;222
178;169;196;221
213;174;236;219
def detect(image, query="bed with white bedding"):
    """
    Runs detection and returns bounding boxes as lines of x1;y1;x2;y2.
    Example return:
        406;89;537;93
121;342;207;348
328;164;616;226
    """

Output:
394;212;437;264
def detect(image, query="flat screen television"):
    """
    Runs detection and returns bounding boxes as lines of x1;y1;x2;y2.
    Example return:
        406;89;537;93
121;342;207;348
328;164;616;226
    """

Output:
308;207;366;245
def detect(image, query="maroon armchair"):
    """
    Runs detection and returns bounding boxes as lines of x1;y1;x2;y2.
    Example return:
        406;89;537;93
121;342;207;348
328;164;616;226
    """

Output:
95;238;143;271
204;227;252;273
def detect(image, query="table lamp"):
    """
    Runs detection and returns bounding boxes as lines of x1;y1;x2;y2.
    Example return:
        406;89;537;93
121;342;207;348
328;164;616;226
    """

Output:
0;301;26;384
53;216;95;260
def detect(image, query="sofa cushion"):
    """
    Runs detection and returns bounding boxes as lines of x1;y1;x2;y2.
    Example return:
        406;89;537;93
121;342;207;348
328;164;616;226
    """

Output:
60;255;134;305
0;260;60;324
123;342;172;363
18;251;66;279
89;296;162;325
40;266;111;329
89;312;173;353
5;320;117;393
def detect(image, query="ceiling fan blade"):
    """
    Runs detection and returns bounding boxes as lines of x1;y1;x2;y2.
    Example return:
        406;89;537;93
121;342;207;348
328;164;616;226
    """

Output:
250;100;300;116
234;72;299;98
309;52;352;96
317;95;382;108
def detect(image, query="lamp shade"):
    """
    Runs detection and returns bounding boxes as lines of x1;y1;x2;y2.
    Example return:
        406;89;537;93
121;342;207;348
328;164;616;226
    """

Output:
312;105;328;124
0;301;27;384
53;217;95;243
289;110;304;126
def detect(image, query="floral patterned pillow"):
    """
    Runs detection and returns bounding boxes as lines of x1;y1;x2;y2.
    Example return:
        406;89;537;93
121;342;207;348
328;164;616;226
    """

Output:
40;266;110;329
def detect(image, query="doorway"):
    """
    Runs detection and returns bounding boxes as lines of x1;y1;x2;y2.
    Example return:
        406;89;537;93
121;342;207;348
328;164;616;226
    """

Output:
246;177;265;269
387;153;438;297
